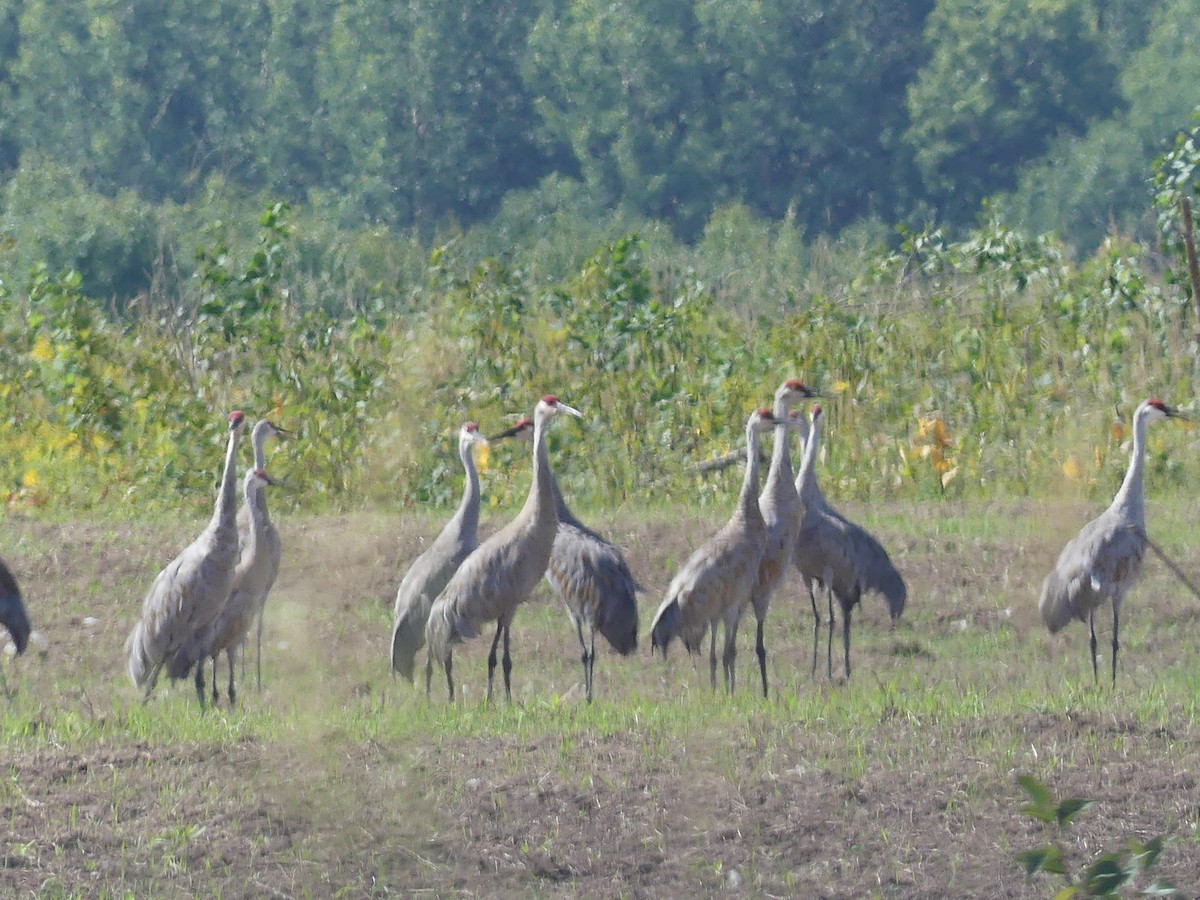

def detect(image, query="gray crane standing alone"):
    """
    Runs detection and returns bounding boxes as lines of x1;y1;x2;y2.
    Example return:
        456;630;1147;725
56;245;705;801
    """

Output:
390;421;488;683
748;380;818;698
425;396;582;702
125;411;247;701
237;419;288;691
792;405;906;680
650;408;778;693
167;468;277;707
0;558;30;698
489;416;640;703
1039;398;1187;684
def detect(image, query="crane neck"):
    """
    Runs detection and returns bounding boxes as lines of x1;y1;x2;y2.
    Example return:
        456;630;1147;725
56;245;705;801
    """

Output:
250;423;273;519
242;474;262;556
456;435;482;539
763;402;796;503
795;414;823;505
522;410;558;528
737;418;766;523
213;426;243;531
1112;405;1149;522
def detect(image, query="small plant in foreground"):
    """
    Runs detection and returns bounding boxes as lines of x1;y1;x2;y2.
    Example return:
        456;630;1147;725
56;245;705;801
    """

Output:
1015;774;1176;897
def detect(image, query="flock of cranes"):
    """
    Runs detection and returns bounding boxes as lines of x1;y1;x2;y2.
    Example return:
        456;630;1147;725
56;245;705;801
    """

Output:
0;388;1187;706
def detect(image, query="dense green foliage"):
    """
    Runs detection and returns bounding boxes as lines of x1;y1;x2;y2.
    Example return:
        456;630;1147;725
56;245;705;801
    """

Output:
1;0;1198;300
1;201;1199;518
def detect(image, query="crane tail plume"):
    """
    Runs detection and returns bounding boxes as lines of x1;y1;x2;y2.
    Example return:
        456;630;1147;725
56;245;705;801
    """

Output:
0;597;30;658
125;622;154;688
1038;573;1076;634
649;598;681;658
881;570;907;621
390;599;432;682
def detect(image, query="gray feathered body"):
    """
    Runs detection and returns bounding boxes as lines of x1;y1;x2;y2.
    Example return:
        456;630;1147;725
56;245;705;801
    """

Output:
1039;508;1144;633
391;425;484;680
0;558;30;656
426;410;561;666
168;470;274;679
650;411;770;657
794;506;906;619
548;494;640;656
125;419;244;691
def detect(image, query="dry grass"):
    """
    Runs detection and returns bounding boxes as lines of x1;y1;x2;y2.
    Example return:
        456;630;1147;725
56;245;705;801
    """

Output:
3;498;1200;897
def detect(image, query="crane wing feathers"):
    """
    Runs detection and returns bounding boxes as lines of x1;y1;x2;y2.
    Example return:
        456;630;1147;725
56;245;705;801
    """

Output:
0;558;30;656
1040;512;1145;632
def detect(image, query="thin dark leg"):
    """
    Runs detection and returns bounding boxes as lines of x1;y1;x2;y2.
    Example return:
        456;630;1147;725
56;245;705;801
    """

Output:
1089;611;1098;683
756;618;768;699
809;580;821;677
722;620;739;695
842;600;854;681
1111;604;1120;687
587;626;596;703
487;624;503;703
709;626;719;691
424;653;433;698
574;618;590;702
211;657;219;705
256;612;264;690
194;659;207;709
227;649;237;707
444;653;454;701
501;624;513;703
826;587;836;680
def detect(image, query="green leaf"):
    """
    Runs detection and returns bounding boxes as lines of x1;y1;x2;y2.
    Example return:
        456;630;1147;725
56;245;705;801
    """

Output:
1016;848;1051;875
1055;797;1094;825
1017;774;1056;822
1052;887;1079;900
1141;879;1178;897
1128;835;1168;871
1085;854;1128;895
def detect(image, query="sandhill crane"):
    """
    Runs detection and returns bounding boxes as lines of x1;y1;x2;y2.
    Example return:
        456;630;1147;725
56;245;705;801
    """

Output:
425;396;582;702
389;421;488;682
237;419;288;691
650;408;778;693
489;416;640;703
1039;398;1188;684
124;411;247;701
0;558;30;698
748;380;819;698
167;468;277;706
792;405;906;681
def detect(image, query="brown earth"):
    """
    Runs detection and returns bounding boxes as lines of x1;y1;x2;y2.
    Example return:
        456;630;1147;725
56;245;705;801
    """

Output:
3;501;1199;897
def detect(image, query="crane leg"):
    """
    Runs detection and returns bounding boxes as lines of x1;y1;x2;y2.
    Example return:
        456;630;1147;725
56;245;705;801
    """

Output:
194;659;207;709
574;618;592;703
1111;605;1120;687
443;653;455;702
424;652;433;699
501;624;513;703
842;600;854;681
1088;611;1098;683
211;656;219;706
826;586;836;680
709;626;719;692
486;624;503;703
227;647;238;707
256;611;264;691
809;579;821;677
755;617;768;699
587;625;596;704
722;620;739;695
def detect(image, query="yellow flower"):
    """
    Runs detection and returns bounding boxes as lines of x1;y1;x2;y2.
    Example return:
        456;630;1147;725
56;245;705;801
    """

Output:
833;379;850;394
1110;421;1126;442
475;442;490;473
31;335;55;363
1062;455;1081;481
21;469;39;488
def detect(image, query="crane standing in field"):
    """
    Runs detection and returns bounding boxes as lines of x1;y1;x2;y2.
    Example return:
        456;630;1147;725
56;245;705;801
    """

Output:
0;558;30;698
167;468;277;707
1039;398;1188;685
125;411;247;701
237;418;288;691
747;379;819;698
489;415;639;703
650;407;778;693
425;396;582;702
390;421;489;683
792;405;906;681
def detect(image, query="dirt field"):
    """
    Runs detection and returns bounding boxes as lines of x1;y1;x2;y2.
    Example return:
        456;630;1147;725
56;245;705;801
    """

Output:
3;500;1199;897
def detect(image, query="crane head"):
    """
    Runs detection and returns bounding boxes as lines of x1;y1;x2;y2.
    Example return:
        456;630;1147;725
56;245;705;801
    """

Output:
810;404;823;421
228;410;246;430
537;395;584;422
459;421;489;447
1144;398;1192;422
487;417;533;443
261;419;291;439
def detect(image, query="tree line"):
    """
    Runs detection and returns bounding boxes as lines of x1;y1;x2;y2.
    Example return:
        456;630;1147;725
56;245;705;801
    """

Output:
3;0;1200;305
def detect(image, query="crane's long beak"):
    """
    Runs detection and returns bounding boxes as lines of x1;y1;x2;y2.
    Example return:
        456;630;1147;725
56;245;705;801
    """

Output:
558;403;583;420
271;423;293;438
1166;405;1195;421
